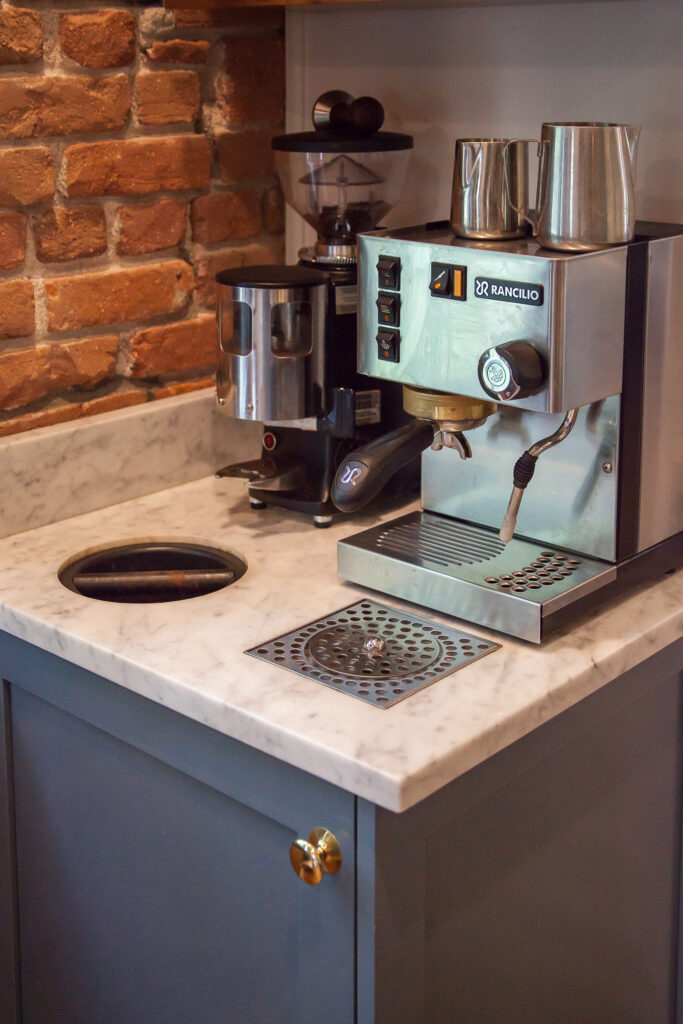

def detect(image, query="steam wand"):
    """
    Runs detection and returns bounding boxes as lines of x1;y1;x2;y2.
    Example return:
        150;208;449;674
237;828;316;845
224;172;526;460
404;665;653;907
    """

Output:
499;408;579;543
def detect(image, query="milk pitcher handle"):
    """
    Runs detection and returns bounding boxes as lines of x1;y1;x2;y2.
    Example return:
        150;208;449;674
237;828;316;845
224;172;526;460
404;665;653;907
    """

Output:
503;138;540;234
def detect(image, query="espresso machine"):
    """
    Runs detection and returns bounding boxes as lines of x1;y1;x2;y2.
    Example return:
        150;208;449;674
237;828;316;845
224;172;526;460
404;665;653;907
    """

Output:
331;219;683;641
216;92;414;526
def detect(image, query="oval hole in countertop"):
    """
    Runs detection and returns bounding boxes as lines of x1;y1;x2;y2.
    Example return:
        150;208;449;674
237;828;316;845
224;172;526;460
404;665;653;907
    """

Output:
58;541;247;603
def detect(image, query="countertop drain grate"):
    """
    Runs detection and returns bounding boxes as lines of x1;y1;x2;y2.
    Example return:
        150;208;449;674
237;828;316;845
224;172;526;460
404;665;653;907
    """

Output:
246;599;500;708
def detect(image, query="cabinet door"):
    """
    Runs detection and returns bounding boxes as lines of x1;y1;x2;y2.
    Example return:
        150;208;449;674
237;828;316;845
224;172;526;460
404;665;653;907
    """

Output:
2;634;355;1024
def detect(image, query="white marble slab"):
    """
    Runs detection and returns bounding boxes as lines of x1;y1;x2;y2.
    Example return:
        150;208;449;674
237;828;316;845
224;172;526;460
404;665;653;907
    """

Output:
0;390;261;539
0;474;680;811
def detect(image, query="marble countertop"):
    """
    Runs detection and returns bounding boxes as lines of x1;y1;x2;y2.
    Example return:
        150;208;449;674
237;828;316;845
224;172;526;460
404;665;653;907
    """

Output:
0;474;680;811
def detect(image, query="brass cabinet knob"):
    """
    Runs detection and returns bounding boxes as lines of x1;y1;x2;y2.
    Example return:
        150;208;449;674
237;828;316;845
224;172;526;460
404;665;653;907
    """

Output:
289;828;342;886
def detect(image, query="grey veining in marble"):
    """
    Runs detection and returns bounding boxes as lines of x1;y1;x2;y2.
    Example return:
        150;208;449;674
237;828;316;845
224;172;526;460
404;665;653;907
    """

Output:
0;474;680;812
0;390;261;539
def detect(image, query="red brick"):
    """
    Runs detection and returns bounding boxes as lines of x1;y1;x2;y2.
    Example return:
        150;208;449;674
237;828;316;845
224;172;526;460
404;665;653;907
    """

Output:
218;35;284;124
191;189;261;245
262;183;284;235
82;390;147;417
59;11;135;68
136;71;200;127
0;147;53;206
0;280;34;340
0;75;130;140
117;198;187;255
66;136;211;197
174;9;283;30
126;315;217;377
153;376;213;400
216;129;275;184
145;39;211;65
195;239;285;307
0;212;27;270
34;206;107;263
45;260;194;332
0;335;118;409
0;8;42;64
0;404;81;438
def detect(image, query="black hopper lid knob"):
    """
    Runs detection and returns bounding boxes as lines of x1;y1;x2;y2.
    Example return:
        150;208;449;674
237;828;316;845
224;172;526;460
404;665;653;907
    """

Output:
312;91;385;136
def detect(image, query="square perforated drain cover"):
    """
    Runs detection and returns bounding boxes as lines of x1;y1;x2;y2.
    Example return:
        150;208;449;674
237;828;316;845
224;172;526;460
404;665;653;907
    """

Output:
246;599;500;708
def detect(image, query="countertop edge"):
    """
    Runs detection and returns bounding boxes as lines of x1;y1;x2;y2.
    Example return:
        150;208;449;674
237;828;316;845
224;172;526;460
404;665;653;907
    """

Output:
1;569;680;813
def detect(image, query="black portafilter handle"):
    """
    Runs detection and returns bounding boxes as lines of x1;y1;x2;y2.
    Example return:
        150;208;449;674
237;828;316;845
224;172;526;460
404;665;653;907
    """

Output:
331;420;435;513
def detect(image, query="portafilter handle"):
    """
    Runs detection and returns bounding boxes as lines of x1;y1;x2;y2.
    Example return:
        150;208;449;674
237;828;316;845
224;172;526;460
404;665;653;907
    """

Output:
331;420;435;513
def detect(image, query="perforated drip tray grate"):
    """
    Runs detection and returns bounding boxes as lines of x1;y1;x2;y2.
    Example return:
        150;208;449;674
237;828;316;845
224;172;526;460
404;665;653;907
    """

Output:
246;599;500;708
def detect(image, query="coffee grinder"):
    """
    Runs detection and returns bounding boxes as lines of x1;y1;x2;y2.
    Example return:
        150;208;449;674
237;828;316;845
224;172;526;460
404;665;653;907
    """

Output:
216;92;414;526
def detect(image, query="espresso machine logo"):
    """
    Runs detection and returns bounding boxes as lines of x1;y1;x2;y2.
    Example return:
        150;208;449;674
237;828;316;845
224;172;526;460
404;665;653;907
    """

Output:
474;277;544;307
340;465;362;486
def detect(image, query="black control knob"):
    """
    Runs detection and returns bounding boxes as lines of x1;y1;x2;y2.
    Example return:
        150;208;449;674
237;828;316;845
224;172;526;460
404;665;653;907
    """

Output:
478;341;545;401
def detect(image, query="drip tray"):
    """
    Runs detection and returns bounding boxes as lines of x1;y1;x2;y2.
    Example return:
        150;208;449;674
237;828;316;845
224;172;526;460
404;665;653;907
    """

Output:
246;599;500;708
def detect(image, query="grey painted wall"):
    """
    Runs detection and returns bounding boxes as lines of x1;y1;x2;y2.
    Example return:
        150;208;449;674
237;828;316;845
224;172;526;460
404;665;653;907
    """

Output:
285;0;683;258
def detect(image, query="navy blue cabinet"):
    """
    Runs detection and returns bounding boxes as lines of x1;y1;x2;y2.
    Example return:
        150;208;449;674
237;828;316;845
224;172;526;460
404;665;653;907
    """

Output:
1;630;681;1024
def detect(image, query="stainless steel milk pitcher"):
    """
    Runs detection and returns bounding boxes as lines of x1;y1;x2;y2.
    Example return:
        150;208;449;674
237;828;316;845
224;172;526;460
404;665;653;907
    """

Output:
505;122;640;251
451;138;529;240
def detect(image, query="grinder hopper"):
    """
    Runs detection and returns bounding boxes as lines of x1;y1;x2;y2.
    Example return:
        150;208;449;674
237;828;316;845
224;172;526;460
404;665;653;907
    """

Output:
272;91;413;261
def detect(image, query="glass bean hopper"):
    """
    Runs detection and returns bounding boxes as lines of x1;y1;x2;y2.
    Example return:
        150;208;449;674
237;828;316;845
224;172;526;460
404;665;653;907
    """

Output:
272;91;413;265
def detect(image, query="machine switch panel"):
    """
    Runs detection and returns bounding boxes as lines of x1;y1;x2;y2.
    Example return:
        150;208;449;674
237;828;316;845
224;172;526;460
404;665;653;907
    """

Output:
376;291;400;326
377;255;401;290
430;262;467;300
377;328;400;363
358;229;629;414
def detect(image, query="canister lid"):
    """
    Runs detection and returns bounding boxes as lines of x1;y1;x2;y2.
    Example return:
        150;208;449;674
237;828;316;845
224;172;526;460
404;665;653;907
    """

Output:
271;130;413;154
215;265;330;288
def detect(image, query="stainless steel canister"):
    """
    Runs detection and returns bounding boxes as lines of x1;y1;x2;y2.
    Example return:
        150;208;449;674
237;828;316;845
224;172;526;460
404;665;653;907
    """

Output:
450;138;529;240
216;265;328;421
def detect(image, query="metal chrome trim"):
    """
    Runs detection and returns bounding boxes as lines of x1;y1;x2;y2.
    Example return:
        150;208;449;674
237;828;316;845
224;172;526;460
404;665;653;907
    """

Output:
337;511;616;643
357;228;627;414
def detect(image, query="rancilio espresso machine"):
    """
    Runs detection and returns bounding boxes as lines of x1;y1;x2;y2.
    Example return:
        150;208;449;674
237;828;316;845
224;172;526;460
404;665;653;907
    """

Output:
216;92;414;526
331;217;683;642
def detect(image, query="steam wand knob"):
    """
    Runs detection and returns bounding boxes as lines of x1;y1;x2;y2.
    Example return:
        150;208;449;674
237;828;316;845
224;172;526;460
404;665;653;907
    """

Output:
499;408;579;543
478;341;545;402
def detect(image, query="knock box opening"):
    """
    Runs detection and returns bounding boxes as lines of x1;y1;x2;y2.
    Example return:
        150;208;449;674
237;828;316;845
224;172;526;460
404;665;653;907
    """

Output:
59;541;247;604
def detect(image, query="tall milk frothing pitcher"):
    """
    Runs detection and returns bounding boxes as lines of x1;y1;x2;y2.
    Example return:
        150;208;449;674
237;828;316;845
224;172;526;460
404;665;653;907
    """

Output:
505;122;640;251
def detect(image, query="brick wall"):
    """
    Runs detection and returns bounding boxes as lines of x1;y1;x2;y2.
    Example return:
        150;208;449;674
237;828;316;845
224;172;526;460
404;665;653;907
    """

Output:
0;1;285;438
